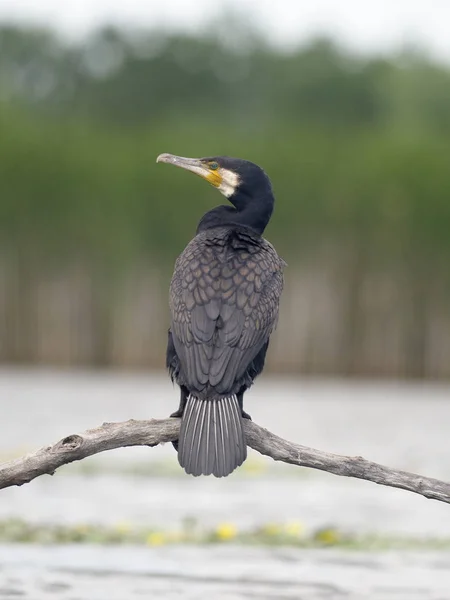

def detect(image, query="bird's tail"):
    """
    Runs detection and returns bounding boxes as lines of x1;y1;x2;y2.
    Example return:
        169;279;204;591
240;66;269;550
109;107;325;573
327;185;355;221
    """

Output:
178;395;247;477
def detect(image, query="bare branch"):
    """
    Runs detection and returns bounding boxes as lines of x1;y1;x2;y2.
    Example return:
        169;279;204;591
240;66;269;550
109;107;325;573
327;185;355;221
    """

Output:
0;418;449;504
244;422;450;504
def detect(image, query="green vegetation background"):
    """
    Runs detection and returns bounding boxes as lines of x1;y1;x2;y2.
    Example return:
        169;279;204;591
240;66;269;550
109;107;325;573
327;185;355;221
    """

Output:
2;23;450;266
1;22;450;373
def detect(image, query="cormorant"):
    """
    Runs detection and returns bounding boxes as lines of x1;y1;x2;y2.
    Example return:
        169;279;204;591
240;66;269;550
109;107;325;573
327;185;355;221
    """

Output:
156;153;285;477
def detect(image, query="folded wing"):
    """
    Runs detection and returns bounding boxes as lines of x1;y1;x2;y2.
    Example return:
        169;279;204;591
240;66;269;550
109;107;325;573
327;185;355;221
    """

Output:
170;230;284;398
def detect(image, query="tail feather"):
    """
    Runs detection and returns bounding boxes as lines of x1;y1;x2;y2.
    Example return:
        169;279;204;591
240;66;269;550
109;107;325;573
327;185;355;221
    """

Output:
178;395;247;477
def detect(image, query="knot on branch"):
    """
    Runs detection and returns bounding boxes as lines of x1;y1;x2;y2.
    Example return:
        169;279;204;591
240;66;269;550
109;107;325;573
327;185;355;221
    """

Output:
58;434;83;451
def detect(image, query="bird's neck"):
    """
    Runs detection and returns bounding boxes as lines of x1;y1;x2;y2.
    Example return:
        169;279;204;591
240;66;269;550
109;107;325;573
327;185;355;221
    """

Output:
197;190;274;236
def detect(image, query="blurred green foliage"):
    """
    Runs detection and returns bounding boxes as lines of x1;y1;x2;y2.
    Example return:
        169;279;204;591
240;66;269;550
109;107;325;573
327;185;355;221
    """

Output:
1;21;450;269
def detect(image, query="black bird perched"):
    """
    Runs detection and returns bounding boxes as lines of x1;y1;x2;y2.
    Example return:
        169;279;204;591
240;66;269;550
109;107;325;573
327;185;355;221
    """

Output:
156;153;285;477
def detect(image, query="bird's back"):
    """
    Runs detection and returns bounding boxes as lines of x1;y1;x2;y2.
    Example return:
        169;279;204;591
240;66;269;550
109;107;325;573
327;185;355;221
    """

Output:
169;226;285;399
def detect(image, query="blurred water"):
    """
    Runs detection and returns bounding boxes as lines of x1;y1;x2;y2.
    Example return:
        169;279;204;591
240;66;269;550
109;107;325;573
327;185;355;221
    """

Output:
1;545;450;600
0;369;449;599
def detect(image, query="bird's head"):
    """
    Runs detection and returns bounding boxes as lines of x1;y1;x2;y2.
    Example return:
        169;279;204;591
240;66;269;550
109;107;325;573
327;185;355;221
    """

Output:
156;153;274;234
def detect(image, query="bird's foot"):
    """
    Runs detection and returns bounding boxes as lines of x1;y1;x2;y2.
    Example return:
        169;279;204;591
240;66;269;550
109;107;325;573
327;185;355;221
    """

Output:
242;410;252;420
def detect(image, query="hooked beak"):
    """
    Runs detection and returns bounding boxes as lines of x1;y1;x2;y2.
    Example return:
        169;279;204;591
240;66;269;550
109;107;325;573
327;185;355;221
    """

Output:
156;153;222;187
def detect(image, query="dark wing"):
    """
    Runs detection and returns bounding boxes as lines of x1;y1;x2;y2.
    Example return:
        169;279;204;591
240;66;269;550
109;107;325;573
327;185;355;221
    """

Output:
169;232;284;397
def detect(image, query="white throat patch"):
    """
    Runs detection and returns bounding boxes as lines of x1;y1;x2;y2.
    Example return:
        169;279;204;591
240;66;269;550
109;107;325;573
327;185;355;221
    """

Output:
218;169;240;198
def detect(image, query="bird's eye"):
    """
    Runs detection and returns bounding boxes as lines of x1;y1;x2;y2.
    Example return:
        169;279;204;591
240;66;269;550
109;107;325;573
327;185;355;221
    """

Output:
209;162;219;170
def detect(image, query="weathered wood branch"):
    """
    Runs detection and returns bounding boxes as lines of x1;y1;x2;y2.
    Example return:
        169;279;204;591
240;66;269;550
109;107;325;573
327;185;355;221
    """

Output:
0;418;449;504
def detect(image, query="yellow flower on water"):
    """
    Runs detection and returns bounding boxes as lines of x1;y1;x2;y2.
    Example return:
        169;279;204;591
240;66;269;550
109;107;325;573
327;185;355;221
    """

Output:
242;459;267;475
315;528;341;545
285;521;304;537
262;522;281;536
146;532;166;546
74;524;90;535
216;523;237;541
114;521;131;535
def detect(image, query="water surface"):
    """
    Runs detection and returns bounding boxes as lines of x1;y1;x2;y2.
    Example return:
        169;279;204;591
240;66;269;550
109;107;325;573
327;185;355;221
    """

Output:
0;370;449;599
